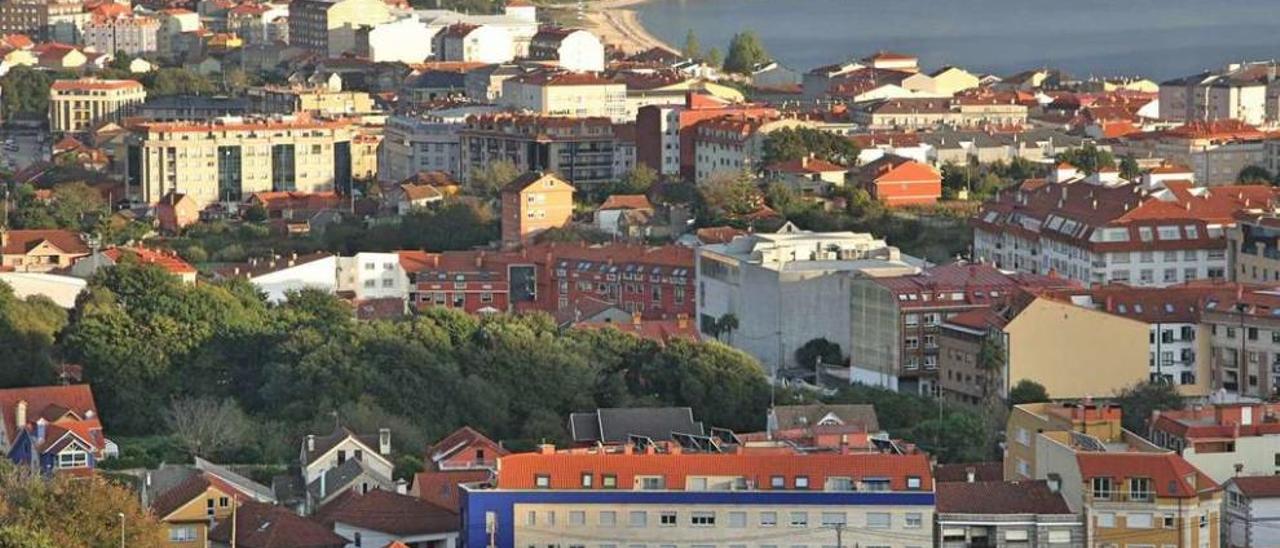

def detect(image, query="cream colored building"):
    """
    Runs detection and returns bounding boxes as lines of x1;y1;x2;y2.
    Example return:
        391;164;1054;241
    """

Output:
248;85;377;117
499;71;627;122
901;66;979;96
124;115;360;206
49;78;146;134
1003;297;1151;400
287;0;391;56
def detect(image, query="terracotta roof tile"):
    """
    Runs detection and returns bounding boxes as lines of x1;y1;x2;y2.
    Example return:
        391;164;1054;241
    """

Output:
1077;452;1218;498
315;489;458;536
1231;475;1280;498
599;194;653;211
936;480;1072;514
208;500;345;548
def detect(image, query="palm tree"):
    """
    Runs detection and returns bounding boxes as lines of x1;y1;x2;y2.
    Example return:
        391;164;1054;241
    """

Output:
716;313;739;344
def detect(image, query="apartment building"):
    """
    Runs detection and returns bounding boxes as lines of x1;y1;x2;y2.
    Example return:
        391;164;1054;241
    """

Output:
1077;453;1221;548
1223;476;1280;548
1149;403;1280;483
526;27;604;73
434;23;513;64
123;115;359;206
1004;402;1131;482
246;84;376;117
635;93;777;181
1229;207;1280;283
850;95;1028;130
498;71;627;122
1044;285;1217;394
82;13;160;56
691;113;813;184
287;0;391;56
972;163;1278;287
459;445;936;548
848;262;1075;396
1115;120;1269;186
49;78;146;134
935;480;1083;547
1158;62;1276;126
459;113;622;188
697;224;918;376
379;106;500;183
1198;287;1280;399
499;171;574;248
0;0;81;39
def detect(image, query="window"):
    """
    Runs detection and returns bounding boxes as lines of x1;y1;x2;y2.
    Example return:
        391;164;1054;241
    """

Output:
581;473;593;488
599;511;616;527
219;496;229;508
866;512;891;529
728;511;746;528
687;477;707;490
904;313;919;326
1091;477;1112;500
770;475;785;488
760;511;777;527
57;450;88;469
1129;477;1153;501
169;526;197;542
638;476;664;490
206;498;215;516
1096;512;1115;528
905;513;923;528
1163;514;1175;528
353;532;361;547
691;512;715;526
820;512;846;527
659;512;677;526
569;511;586;525
602;474;617;488
535;474;550;488
794;476;809;489
1046;530;1071;544
1128;513;1153;528
526;511;536;526
629;511;647;527
789;512;808;527
862;478;890;492
826;477;854;491
906;476;922;490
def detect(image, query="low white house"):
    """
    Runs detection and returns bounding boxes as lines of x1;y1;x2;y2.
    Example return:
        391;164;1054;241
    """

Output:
528;27;604;73
0;272;87;308
232;254;339;303
366;16;436;63
435;23;513;64
336;252;411;301
1225;476;1280;548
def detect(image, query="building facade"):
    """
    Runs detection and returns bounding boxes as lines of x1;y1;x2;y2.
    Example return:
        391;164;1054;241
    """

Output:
287;0;391;56
459;113;621;188
49;78;146;134
499;71;627;122
499;171;574;248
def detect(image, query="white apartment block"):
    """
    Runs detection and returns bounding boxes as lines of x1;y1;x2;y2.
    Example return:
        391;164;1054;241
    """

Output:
691;116;813;184
364;16;434;64
379;106;500;183
1159;63;1275;126
696;223;918;373
337;252;411;301
973;164;1276;287
499;71;628;122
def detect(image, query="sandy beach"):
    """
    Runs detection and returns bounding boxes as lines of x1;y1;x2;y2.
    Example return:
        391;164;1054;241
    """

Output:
580;0;675;55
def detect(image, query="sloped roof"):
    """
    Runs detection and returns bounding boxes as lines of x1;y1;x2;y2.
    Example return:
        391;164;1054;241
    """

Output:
771;404;879;432
101;247;197;274
0;385;99;446
1;229;89;256
208;501;346;548
315;489;458;536
500;171;574;194
426;426;508;466
599;194;653;211
301;426;381;466
1230;475;1280;498
1076;452;1218;498
936;480;1073;514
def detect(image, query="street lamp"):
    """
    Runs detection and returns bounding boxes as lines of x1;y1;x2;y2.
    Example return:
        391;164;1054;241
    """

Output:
118;512;125;548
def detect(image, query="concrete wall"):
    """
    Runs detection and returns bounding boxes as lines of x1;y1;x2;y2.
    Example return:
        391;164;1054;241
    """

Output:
1004;298;1150;399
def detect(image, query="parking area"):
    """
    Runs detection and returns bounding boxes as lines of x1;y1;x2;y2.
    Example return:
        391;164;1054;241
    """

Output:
0;129;49;172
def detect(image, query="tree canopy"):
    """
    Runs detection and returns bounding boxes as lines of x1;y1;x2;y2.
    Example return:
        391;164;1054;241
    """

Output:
0;67;56;118
1009;379;1049;405
1114;381;1184;433
0;461;165;546
761;127;859;167
1055;144;1116;175
1238;165;1275;185
723;31;770;74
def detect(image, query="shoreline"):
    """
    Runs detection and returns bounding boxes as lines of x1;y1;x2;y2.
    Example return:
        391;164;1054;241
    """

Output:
580;0;676;55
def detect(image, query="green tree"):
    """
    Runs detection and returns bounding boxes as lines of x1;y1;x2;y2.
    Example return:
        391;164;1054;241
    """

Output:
0;461;166;546
794;338;842;368
0;282;67;387
0;67;55;117
761;127;859;167
700;171;762;217
706;47;723;68
1119;155;1142;180
1238;165;1274;185
144;68;215;97
467;160;521;199
682;29;700;59
1056;143;1115;175
1009;379;1049;405
723;30;770;74
108;51;134;71
1114;381;1184;433
610;164;659;196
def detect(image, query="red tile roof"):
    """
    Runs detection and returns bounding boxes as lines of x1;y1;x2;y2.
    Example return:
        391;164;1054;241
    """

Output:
102;247;197;274
496;451;933;491
248;191;344;212
0;385;102;452
694;226;745;245
426;426;509;468
50;78;145;92
1076;452;1217;498
208;500;346;548
599;194;653;211
314;489;458;536
1230;475;1280;498
936;480;1072;514
413;469;491;512
1;229;88;256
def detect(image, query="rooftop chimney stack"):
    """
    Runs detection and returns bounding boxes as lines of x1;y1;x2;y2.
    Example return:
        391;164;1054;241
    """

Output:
307;434;315;452
14;400;26;431
379;428;391;455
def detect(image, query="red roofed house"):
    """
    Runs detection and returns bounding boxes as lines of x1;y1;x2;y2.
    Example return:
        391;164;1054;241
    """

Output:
0;229;91;272
1076;452;1221;547
1224;475;1280;546
314;488;459;547
461;446;936;547
499;171;575;249
411;426;508;512
973;164;1279;287
147;458;278;546
855;154;941;206
208;500;346;548
594;194;654;238
636;93;777;181
763;155;848;196
70;246;199;283
0;384;115;475
1149;402;1280;483
156;191;200;233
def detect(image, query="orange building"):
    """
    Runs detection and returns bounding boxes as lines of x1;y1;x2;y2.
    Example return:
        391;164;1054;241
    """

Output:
857;155;942;206
499;171;575;248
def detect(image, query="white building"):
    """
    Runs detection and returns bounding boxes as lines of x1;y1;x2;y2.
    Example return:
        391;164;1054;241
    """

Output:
365;16;434;63
417;1;537;57
0;272;86;308
336;252;411;301
434;23;513;64
696;223;919;373
972;164;1277;287
1225;476;1280;548
233;254;339;303
1158;62;1274;126
498;71;628;122
527;27;604;73
379;105;501;182
691;114;813;184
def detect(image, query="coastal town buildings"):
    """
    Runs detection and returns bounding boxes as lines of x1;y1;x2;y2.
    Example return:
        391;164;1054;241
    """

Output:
380;106;500;182
287;0;392;57
459;113;624;189
635;93;776;180
498;71;628;122
49;78;146;134
498;171;574;248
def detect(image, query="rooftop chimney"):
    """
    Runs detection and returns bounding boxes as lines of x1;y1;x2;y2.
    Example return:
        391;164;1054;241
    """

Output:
14;400;26;431
379;428;391;455
537;443;556;455
965;466;976;483
307;434;315;452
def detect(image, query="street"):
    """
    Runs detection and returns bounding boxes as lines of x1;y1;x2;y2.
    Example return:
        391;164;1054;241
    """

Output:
0;128;48;172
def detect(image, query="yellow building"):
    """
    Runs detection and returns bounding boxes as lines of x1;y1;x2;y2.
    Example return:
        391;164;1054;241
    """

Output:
124;115;359;206
287;0;391;56
1004;402;1126;481
1078;452;1222;548
249;84;378;117
49;78;146;134
151;475;241;546
1003;296;1150;399
500;171;574;248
